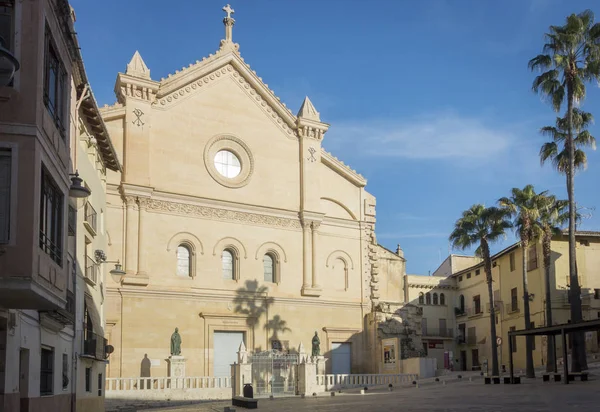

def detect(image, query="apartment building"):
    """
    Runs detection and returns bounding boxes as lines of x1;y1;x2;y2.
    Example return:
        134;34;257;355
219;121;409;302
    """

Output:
0;1;120;411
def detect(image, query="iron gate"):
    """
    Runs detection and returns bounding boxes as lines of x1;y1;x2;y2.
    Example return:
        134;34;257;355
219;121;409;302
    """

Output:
250;350;298;397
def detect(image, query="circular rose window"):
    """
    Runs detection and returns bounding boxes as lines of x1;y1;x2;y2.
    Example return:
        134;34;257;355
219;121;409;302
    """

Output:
204;135;254;188
214;150;241;178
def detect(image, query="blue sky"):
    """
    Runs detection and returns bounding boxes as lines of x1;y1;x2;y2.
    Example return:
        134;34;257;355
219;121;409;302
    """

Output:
71;0;600;276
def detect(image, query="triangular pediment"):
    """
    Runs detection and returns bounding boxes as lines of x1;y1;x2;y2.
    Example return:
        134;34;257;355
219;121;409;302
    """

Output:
126;51;151;79
153;51;298;139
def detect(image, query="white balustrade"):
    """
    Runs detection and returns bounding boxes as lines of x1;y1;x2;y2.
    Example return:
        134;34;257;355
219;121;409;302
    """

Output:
315;373;418;391
105;376;232;392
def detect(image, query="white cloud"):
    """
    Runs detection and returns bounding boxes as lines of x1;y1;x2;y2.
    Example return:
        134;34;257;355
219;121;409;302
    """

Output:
327;112;514;161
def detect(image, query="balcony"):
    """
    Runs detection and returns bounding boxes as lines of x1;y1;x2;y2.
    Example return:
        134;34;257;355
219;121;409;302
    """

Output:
505;302;520;314
85;256;98;285
487;302;502;313
455;307;467;317
422;328;454;338
83;202;97;235
82;331;108;361
466;307;483;318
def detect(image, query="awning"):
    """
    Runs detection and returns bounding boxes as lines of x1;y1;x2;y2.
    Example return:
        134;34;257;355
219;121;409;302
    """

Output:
84;294;104;336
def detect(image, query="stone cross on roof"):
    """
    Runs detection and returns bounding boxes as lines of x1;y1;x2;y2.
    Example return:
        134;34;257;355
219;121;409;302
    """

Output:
223;4;234;19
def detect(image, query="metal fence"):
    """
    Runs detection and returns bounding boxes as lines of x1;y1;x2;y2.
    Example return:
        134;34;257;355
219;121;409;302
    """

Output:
249;350;298;398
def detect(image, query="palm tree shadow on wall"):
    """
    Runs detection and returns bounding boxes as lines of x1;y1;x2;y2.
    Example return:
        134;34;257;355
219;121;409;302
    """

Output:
233;280;293;352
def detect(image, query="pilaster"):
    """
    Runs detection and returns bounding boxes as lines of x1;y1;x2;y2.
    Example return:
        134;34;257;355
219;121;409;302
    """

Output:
301;212;324;297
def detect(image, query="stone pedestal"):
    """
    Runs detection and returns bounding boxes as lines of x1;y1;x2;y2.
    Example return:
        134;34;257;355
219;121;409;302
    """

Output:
167;355;186;378
232;341;252;397
298;360;319;396
315;355;327;375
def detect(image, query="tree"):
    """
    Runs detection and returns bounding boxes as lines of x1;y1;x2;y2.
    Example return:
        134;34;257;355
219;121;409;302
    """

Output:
540;109;597;173
449;205;512;377
529;9;600;372
537;195;570;373
499;185;548;378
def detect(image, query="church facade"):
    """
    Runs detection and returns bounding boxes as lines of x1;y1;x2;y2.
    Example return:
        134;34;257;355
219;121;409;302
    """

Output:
101;7;406;379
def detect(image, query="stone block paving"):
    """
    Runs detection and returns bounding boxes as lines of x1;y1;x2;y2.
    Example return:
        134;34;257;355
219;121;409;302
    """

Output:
139;375;599;412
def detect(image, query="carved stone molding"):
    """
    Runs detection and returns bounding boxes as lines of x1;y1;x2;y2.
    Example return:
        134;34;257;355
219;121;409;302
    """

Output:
143;198;302;229
155;64;298;139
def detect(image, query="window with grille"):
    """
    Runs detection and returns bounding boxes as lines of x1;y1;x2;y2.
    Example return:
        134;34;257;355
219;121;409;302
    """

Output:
39;167;64;265
43;25;67;136
62;353;68;390
511;287;518;312
0;148;11;243
0;1;15;87
85;367;91;392
40;347;54;396
473;295;481;314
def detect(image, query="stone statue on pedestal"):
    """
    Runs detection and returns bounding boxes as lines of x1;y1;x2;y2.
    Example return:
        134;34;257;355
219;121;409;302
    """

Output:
311;331;320;357
170;327;182;356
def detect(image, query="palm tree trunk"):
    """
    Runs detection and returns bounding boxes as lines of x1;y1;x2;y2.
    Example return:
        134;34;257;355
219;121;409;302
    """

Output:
521;231;535;378
543;228;556;373
481;239;499;377
566;84;586;372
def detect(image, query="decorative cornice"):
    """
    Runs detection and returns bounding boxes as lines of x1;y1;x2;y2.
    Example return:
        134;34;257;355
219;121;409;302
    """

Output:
143;198;302;230
408;283;458;291
321;150;366;187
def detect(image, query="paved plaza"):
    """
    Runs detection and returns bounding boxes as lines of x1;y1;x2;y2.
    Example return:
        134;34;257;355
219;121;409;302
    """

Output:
122;375;599;412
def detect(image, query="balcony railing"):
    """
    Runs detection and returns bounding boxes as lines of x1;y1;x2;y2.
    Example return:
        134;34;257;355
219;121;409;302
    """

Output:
505;302;519;314
466;307;483;317
84;202;97;234
487;302;502;313
82;331;107;360
422;328;454;338
455;307;467;317
85;256;98;285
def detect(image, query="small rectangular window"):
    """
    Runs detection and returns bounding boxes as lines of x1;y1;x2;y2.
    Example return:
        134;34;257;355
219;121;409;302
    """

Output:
85;367;91;392
594;289;600;299
0;148;12;243
466;272;471;279
473;295;481;314
97;373;102;396
510;287;518;312
40;347;54;396
458;275;463;282
475;269;480;275
527;244;538;271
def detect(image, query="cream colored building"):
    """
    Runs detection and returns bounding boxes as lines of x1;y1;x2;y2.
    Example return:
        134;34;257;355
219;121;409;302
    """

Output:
69;32;121;411
449;232;600;372
101;8;402;380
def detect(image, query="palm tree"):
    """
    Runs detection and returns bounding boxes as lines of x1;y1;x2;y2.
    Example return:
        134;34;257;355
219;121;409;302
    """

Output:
540;109;597;173
499;185;548;378
529;10;600;372
537;195;569;373
449;205;512;377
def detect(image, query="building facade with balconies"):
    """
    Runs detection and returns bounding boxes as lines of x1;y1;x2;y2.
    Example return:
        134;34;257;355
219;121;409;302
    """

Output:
450;232;600;372
0;1;120;411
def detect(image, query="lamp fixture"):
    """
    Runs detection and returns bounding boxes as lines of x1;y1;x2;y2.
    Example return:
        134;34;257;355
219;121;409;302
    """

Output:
105;260;126;283
69;171;91;199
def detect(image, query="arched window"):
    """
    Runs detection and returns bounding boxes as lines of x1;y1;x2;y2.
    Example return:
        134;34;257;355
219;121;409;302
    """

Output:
222;249;235;280
433;293;438;305
459;294;465;312
440;293;446;305
418;292;424;305
263;254;275;283
425;292;431;305
176;244;192;277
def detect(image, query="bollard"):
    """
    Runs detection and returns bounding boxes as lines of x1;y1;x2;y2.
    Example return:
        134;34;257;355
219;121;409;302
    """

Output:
443;380;446;386
416;383;419;388
330;392;335;397
360;389;365;395
469;377;472;382
269;395;274;400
